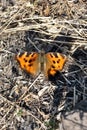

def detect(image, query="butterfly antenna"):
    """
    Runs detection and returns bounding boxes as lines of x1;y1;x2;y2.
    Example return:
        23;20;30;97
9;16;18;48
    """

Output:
27;37;40;52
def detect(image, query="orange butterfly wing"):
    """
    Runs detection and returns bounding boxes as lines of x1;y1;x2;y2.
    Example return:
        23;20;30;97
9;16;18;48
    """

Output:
16;52;67;78
44;53;67;77
16;52;40;77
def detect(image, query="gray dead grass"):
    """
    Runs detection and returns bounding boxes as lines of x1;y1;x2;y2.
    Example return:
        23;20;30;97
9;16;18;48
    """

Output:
0;0;87;130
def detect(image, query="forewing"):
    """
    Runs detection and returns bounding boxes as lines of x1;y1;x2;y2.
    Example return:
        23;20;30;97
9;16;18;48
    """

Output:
16;52;40;77
44;52;67;77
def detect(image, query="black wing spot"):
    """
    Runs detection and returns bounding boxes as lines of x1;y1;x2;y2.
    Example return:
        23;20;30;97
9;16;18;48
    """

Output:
26;52;31;57
57;59;60;63
24;58;27;62
54;53;58;58
28;59;33;63
31;53;35;57
53;60;56;64
50;54;53;58
51;65;55;68
18;52;25;57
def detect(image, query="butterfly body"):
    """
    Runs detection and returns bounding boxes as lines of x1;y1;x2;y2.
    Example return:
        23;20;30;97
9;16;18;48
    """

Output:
16;52;67;78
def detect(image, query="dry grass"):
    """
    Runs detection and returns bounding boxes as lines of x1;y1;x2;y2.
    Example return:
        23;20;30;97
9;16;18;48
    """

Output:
0;0;87;130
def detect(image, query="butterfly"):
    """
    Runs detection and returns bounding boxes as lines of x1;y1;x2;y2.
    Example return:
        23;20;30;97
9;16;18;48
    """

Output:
15;51;67;78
